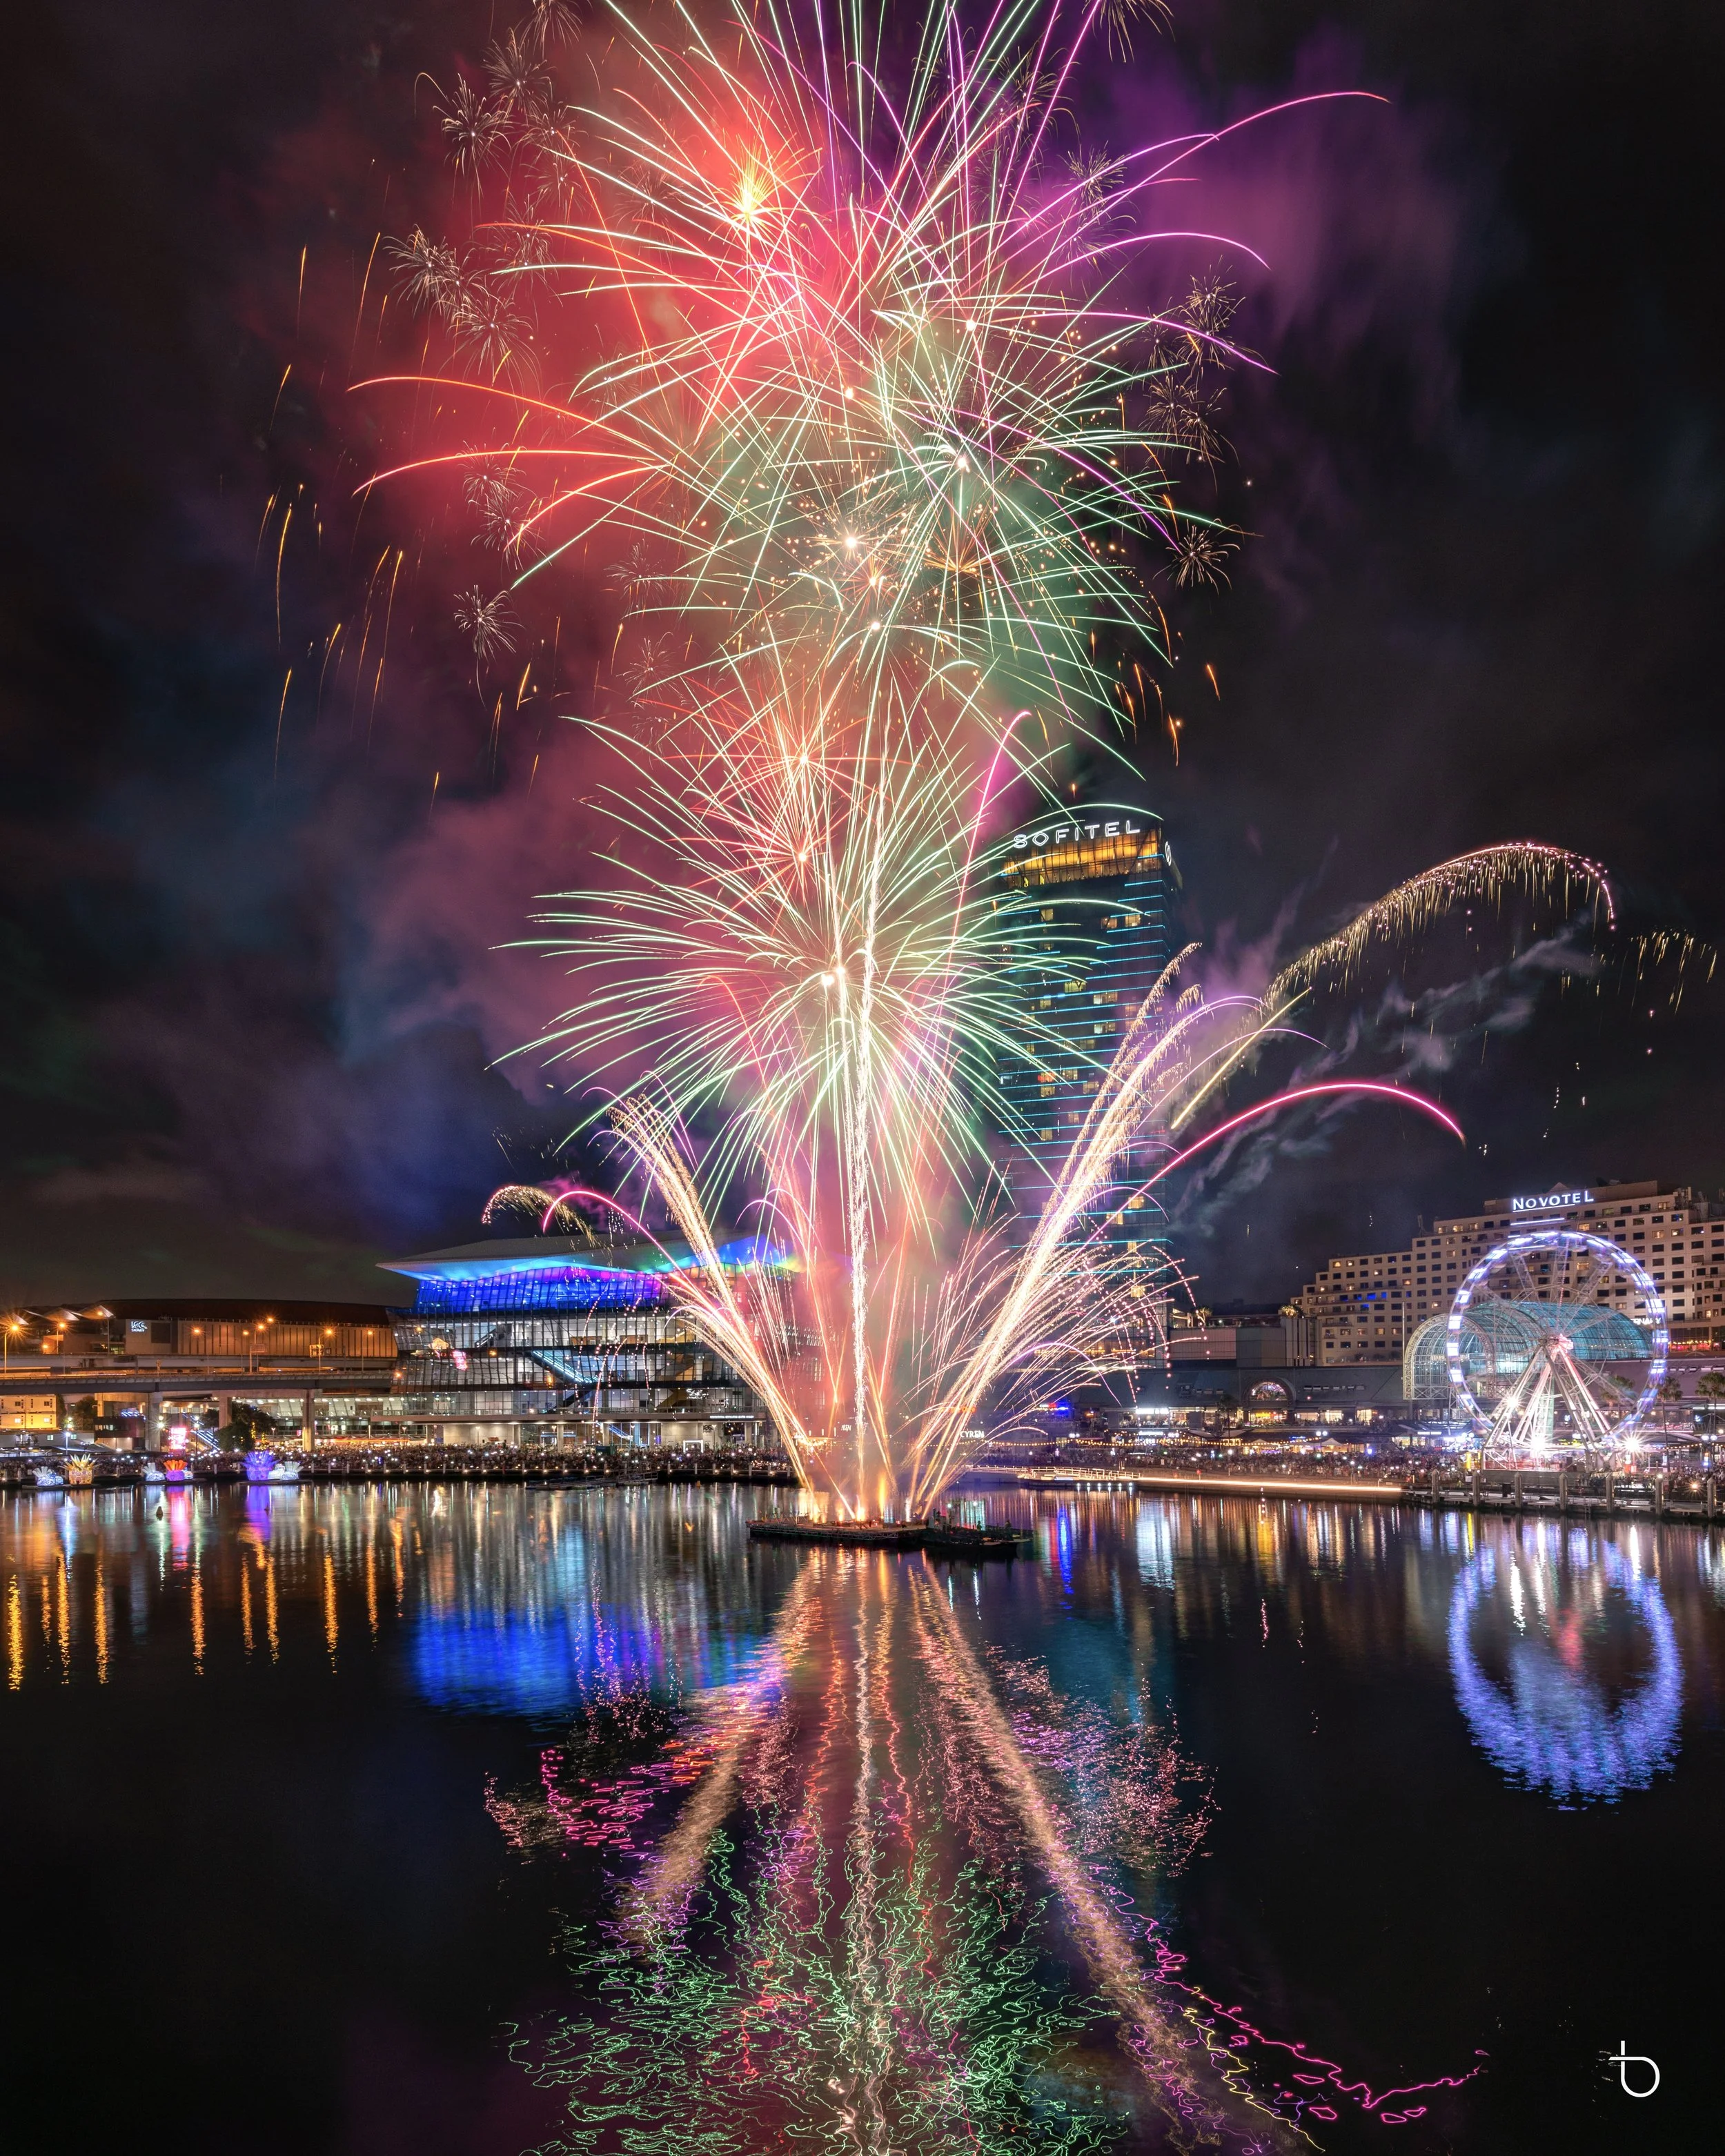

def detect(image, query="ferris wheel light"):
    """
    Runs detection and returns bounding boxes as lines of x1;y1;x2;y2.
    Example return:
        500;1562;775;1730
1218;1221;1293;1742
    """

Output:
1441;1226;1666;1459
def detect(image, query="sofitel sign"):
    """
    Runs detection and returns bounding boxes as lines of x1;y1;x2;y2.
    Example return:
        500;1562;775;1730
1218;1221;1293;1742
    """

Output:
1509;1189;1592;1213
1012;814;1146;849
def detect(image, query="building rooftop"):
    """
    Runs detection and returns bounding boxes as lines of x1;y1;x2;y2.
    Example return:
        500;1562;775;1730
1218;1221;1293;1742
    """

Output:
379;1234;793;1313
100;1297;395;1324
379;1234;786;1284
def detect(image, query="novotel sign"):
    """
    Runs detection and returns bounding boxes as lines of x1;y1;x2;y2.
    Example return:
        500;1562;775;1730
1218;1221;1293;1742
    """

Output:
1509;1189;1593;1214
1011;814;1148;850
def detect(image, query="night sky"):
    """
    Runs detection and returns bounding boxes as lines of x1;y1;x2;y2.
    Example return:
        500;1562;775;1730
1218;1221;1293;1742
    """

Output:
3;0;1722;1311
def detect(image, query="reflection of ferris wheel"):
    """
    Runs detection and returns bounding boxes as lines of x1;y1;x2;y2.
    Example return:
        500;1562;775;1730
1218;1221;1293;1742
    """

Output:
1448;1539;1682;1799
1445;1230;1667;1459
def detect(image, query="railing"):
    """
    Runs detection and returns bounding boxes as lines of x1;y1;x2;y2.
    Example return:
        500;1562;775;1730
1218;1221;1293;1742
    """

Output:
1411;1467;1721;1516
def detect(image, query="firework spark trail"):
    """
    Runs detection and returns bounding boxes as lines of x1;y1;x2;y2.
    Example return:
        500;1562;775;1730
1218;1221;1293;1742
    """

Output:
358;0;1297;722
909;1570;1301;2150
913;943;1271;1491
608;1091;849;1507
905;960;1322;1505
479;1180;602;1236
622;1567;818;1948
1268;844;1616;999
1143;1078;1463;1183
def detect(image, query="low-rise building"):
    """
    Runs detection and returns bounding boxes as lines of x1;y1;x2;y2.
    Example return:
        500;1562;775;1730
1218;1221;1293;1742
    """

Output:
1167;1303;1315;1366
0;1298;400;1444
0;1254;785;1450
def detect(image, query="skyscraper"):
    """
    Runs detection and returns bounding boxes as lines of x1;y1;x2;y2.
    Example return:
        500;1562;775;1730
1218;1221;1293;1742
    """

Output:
992;803;1176;1327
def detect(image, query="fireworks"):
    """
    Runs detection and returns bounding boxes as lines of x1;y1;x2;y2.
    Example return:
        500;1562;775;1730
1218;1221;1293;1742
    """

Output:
523;694;1525;1516
522;675;1043;1512
362;0;1261;726
369;5;1634;1522
1268;842;1617;1000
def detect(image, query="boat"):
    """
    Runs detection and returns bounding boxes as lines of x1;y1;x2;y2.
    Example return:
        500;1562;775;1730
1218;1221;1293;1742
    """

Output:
31;1464;66;1490
244;1451;302;1485
921;1518;1035;1559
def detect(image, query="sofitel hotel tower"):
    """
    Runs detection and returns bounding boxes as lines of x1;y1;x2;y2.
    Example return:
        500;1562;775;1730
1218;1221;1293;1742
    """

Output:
993;803;1175;1299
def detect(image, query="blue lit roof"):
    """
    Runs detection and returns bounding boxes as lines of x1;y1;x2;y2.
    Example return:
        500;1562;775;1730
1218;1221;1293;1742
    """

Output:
379;1234;788;1282
379;1234;791;1315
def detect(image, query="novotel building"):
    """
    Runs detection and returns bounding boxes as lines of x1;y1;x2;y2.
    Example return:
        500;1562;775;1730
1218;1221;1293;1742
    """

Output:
992;802;1177;1324
1298;1178;1725;1366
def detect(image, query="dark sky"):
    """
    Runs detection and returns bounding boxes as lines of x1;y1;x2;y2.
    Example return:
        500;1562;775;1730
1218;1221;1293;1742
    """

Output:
2;0;1722;1310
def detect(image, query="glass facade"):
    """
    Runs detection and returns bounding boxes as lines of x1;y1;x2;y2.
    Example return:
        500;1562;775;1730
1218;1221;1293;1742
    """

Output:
992;807;1174;1315
382;1247;765;1445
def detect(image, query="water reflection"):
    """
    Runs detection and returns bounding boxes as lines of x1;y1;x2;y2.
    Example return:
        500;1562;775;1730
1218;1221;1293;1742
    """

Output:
406;1492;769;1715
8;1481;1719;2150
0;1482;778;1714
495;1552;1292;2153
1447;1527;1682;1801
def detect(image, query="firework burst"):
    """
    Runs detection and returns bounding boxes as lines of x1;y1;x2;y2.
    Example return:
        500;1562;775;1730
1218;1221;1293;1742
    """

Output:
361;0;1268;726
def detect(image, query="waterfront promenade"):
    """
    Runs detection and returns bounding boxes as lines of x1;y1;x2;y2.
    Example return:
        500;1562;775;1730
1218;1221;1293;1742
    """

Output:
7;1439;1722;1527
0;1445;800;1491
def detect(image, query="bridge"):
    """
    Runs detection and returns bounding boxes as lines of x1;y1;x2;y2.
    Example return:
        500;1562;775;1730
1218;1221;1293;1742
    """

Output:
0;1361;397;1444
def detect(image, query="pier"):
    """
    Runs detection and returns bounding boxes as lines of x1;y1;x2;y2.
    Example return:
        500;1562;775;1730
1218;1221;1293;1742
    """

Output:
1016;1465;1724;1521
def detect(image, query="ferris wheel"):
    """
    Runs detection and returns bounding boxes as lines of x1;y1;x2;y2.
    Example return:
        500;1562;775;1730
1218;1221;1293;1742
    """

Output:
1444;1229;1668;1459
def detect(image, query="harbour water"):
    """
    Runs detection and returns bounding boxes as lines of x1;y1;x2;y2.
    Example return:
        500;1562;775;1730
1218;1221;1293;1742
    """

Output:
1;1481;1717;2153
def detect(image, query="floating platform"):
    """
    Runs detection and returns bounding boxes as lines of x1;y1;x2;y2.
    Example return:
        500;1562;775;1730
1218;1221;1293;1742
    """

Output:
748;1516;927;1548
747;1516;1035;1555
